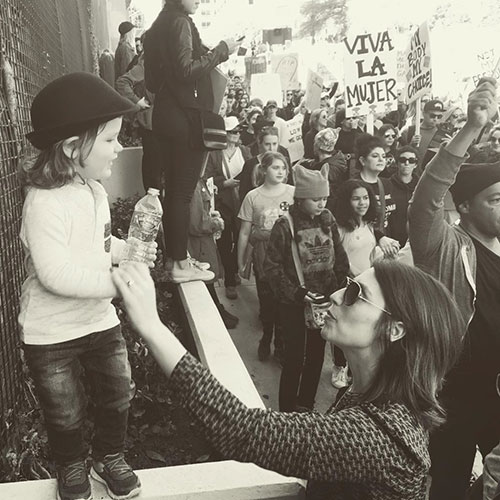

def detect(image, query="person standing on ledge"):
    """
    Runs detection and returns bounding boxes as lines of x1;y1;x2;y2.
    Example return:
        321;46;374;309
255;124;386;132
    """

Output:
114;21;136;82
144;0;238;283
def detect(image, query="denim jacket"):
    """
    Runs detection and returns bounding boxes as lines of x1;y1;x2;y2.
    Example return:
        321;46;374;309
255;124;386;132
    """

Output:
408;146;476;328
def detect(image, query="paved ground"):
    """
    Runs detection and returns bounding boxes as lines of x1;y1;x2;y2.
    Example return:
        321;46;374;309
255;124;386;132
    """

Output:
217;279;339;413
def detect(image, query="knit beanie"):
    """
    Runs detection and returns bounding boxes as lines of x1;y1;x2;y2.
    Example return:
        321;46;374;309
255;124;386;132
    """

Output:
27;72;136;150
294;164;330;198
314;128;338;153
450;161;500;207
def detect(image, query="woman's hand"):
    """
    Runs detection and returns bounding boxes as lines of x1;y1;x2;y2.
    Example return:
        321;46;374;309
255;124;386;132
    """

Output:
112;263;162;338
112;263;187;378
378;236;400;258
410;134;421;148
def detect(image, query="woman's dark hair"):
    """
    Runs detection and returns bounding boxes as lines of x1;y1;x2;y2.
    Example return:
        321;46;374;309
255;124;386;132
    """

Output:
376;124;398;139
309;108;325;130
19;124;102;189
394;145;420;163
362;261;464;431
354;133;385;161
334;179;378;231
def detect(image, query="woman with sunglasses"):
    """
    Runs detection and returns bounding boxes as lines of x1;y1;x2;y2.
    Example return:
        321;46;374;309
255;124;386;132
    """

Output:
112;259;463;499
388;146;420;246
376;124;399;177
470;124;500;164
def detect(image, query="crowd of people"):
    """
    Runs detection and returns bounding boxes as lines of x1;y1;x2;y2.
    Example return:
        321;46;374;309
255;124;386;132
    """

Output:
15;0;500;499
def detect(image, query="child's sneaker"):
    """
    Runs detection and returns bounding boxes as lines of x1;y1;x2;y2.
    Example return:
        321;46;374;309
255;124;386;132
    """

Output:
91;453;141;500
56;460;91;500
331;365;349;389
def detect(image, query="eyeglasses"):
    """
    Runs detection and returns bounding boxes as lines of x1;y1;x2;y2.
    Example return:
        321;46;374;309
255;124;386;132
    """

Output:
398;156;417;165
429;113;443;119
490;137;500;143
342;277;392;316
384;134;396;139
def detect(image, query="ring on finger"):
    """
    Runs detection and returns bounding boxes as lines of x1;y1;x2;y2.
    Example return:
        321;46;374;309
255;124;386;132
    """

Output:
127;279;134;288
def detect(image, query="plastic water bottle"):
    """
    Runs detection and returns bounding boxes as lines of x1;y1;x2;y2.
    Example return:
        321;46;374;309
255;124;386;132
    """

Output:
121;188;163;265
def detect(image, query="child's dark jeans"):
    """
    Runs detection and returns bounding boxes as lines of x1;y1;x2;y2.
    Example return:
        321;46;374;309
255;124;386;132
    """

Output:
23;325;133;465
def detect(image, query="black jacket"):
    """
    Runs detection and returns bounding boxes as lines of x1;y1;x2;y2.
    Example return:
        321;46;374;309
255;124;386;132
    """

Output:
146;2;228;141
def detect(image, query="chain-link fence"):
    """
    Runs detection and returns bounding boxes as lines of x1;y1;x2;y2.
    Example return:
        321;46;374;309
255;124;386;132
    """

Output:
0;0;98;448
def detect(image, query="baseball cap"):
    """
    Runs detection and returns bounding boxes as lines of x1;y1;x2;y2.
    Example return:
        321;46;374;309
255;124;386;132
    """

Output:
424;99;445;113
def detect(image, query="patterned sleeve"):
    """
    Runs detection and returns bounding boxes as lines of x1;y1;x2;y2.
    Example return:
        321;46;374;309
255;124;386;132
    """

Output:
169;352;421;483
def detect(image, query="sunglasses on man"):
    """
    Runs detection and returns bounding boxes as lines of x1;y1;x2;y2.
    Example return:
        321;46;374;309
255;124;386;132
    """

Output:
429;113;443;119
398;156;418;165
343;277;392;315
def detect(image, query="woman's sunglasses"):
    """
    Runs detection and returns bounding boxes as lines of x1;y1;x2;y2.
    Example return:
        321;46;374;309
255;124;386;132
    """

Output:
384;133;396;139
343;277;392;315
398;157;417;165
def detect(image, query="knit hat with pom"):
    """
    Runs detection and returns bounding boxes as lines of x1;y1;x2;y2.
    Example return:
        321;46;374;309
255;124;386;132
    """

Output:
294;164;330;198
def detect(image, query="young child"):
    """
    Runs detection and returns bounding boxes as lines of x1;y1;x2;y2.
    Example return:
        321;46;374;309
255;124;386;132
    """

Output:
265;164;349;412
19;72;154;500
237;151;294;362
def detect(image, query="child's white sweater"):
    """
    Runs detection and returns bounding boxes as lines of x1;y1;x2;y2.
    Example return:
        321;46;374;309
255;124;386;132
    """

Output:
19;179;126;345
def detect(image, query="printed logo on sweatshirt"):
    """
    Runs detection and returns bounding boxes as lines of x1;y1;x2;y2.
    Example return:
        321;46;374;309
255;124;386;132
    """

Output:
104;221;111;253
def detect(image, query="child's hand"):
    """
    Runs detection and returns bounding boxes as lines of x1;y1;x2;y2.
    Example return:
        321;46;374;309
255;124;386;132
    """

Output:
144;241;158;268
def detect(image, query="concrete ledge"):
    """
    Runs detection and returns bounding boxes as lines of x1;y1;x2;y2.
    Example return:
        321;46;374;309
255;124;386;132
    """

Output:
1;461;305;500
177;281;265;409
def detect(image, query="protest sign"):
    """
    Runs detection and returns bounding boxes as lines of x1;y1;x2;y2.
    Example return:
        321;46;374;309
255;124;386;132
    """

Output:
471;49;500;86
244;55;267;83
250;73;282;104
271;53;300;91
285;114;305;163
343;30;398;117
403;22;432;104
305;69;323;111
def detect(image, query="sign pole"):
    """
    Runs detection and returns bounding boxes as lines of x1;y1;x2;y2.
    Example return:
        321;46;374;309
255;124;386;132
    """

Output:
415;97;422;136
366;112;374;135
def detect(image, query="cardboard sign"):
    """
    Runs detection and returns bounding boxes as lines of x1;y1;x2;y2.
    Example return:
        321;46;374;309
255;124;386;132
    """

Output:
471;50;500;86
343;30;398;117
250;73;282;104
285;114;305;163
305;69;323;111
403;22;432;104
271;53;300;91
244;55;267;83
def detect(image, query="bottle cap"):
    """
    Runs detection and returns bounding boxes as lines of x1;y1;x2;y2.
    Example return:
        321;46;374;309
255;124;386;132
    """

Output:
147;188;160;196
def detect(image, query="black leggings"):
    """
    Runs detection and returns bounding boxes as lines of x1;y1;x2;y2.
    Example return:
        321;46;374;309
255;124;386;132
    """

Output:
216;213;239;287
159;138;207;260
139;128;164;191
278;303;326;412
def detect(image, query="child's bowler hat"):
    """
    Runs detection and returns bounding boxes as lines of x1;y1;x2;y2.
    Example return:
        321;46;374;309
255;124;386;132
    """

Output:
27;72;136;150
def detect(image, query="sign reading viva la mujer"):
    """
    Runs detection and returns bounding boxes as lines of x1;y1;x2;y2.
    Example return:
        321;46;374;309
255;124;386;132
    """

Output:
343;30;398;117
404;22;432;104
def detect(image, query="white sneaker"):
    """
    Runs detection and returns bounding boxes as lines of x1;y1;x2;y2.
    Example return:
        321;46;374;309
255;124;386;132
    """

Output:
188;256;211;271
331;365;349;389
170;261;214;283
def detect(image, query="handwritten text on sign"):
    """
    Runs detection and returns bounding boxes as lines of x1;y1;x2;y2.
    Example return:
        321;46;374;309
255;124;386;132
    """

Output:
343;30;398;117
404;22;432;104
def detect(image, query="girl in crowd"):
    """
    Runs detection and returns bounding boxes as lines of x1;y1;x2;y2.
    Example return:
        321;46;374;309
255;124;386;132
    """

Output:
303;108;328;159
376;124;399;177
388;146;419;247
238;152;295;362
351;134;400;255
330;179;381;388
238;125;281;201
239;106;263;146
19;73;156;500
265;165;349;411
113;258;464;499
